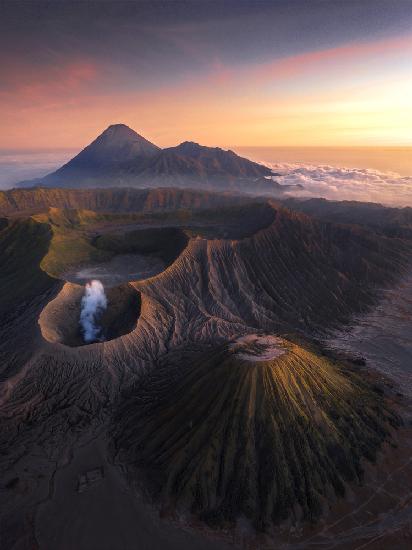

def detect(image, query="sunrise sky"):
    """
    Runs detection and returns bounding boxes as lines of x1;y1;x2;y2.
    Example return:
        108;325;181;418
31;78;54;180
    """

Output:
1;0;412;149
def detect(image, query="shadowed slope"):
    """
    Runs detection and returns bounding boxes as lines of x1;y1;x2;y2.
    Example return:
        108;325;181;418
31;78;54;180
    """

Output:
0;218;54;314
42;124;160;187
137;206;411;340
283;197;412;238
0;218;58;390
114;338;400;530
137;141;272;188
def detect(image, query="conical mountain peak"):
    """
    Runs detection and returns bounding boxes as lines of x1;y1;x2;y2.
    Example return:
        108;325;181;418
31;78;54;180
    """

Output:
91;124;160;155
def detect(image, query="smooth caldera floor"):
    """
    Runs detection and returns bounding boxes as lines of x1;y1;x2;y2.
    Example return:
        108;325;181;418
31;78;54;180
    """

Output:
63;253;166;288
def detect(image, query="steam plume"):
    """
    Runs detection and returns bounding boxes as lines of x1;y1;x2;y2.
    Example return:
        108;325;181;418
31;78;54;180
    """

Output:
80;279;107;343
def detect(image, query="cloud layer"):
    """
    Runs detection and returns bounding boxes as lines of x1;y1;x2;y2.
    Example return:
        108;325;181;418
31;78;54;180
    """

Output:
0;150;75;189
268;162;412;207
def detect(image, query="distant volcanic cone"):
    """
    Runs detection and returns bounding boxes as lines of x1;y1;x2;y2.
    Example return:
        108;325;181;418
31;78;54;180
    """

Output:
18;123;274;190
40;123;161;187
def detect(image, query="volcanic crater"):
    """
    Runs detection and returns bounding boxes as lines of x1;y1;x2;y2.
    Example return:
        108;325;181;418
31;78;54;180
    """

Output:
39;282;141;346
39;225;190;346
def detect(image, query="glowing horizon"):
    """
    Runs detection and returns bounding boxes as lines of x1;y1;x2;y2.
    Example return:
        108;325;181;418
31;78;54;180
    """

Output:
1;1;411;149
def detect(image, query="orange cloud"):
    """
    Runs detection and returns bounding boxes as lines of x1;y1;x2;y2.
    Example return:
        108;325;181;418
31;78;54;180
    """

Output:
199;34;412;88
1;34;411;149
258;34;412;81
0;58;99;104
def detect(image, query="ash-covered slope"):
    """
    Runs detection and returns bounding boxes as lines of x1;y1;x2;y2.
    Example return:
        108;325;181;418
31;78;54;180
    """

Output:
17;124;275;191
137;206;410;338
0;196;411;547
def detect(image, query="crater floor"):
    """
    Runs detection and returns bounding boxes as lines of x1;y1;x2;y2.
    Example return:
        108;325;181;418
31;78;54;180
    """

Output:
63;253;166;287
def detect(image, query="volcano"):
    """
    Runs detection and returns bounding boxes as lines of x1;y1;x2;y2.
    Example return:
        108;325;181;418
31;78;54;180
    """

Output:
114;337;400;530
17;124;275;192
40;124;160;187
44;124;161;184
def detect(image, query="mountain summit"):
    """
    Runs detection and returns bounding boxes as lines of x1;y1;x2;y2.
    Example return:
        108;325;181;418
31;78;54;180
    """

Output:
23;124;276;192
89;124;161;158
41;124;160;186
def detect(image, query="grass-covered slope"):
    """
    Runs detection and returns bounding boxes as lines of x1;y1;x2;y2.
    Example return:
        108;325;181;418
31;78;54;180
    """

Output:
32;210;113;278
0;218;54;313
31;211;189;278
114;338;400;531
27;200;275;278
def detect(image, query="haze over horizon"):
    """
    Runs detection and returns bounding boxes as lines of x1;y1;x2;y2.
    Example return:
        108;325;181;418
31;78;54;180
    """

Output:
1;0;412;150
1;123;412;208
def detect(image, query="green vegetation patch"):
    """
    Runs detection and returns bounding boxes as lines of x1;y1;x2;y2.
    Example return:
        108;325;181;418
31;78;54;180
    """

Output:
94;227;188;265
31;208;189;277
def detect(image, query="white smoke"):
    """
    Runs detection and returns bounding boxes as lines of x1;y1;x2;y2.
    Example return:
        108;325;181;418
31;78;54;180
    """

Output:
265;162;412;207
79;280;107;343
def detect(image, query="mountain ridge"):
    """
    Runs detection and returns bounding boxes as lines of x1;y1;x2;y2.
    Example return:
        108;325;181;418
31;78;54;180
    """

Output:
17;124;276;192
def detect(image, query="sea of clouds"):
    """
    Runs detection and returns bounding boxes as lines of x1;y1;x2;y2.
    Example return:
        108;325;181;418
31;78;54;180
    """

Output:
266;163;412;207
0;150;75;189
2;149;412;208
